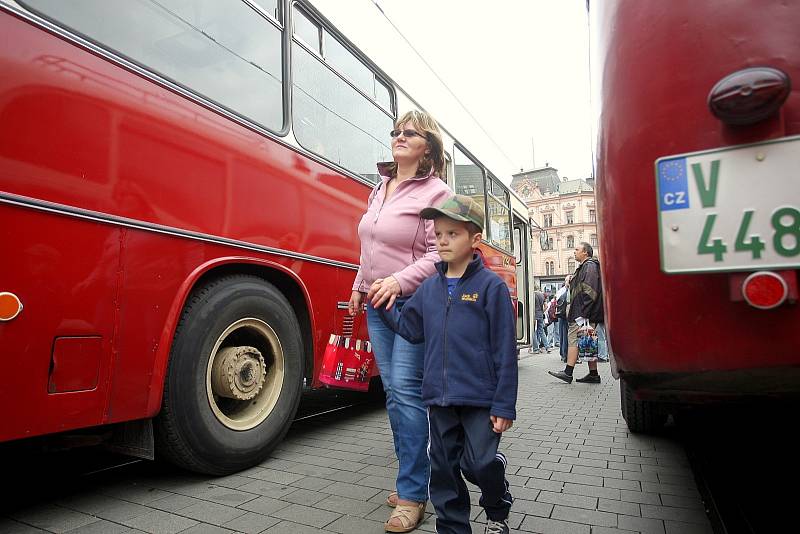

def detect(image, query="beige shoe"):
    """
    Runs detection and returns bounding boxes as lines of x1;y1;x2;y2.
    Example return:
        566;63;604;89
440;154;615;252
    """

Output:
384;502;425;532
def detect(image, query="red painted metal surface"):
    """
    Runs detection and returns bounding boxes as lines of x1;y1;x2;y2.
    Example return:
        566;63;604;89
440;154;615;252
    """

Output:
594;1;800;397
0;11;365;441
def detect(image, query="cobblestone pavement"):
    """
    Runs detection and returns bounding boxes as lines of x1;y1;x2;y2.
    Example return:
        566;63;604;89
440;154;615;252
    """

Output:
2;350;714;534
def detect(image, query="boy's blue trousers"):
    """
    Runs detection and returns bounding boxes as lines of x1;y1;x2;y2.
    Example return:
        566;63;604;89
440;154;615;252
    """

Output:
428;405;513;534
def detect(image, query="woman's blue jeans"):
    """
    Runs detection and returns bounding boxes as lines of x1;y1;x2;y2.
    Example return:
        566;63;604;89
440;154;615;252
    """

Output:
367;304;430;503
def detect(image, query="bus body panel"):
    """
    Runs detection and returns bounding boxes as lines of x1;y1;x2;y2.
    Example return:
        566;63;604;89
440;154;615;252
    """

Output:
595;1;800;397
0;10;362;441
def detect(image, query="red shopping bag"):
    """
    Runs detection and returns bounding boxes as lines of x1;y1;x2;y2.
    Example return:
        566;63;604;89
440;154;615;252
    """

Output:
318;316;374;392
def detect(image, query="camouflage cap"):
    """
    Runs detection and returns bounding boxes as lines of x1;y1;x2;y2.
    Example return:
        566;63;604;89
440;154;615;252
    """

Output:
420;194;484;231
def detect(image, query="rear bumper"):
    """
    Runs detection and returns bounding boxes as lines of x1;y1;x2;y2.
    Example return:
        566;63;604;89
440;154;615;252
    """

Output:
620;366;800;404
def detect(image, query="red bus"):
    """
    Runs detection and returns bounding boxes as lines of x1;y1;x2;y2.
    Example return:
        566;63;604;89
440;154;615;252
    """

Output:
592;1;800;432
0;0;528;474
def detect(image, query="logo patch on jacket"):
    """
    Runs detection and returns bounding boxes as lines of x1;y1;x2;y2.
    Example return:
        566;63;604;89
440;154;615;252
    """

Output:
461;292;479;302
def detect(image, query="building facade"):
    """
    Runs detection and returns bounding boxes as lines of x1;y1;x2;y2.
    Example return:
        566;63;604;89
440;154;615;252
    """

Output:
511;166;600;294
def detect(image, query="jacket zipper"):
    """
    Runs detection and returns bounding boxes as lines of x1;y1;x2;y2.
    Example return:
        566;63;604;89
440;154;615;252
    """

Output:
443;280;451;404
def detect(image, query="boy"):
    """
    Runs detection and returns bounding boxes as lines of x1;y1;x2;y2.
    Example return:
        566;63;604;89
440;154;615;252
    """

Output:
372;194;518;534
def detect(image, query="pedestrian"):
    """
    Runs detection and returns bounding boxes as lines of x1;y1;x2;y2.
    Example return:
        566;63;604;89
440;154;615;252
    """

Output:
544;295;558;348
533;287;549;353
348;110;452;532
549;243;604;383
555;276;570;363
375;194;517;534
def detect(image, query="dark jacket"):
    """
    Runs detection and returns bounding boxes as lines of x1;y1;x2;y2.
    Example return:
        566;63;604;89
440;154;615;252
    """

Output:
377;254;518;420
567;257;604;323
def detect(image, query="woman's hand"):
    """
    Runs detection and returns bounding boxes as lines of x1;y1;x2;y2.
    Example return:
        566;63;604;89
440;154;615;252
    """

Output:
348;290;364;316
368;276;401;310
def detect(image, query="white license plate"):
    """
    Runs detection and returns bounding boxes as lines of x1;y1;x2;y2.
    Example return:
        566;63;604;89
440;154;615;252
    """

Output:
656;135;800;273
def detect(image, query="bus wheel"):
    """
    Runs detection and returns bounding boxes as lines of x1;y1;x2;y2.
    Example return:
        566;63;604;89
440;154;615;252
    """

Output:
620;379;666;434
155;274;303;475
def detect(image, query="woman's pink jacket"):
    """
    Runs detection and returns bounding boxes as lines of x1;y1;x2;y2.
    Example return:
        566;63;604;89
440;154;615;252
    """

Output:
352;164;452;296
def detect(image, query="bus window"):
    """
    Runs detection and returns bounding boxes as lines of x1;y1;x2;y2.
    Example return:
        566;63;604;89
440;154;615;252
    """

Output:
22;0;285;132
292;24;392;182
253;0;280;22
323;30;374;98
375;78;393;113
487;174;511;252
453;145;486;219
292;4;321;53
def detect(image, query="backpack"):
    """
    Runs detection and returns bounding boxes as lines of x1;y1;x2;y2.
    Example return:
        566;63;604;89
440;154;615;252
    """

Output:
556;289;568;318
547;299;557;323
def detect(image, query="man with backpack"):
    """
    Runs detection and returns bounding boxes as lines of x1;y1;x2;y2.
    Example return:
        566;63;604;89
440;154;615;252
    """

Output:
544;295;558;349
549;243;604;383
554;276;570;363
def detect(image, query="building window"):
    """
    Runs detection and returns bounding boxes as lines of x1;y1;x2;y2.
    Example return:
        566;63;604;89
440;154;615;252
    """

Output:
591;234;598;247
545;261;555;276
547;237;553;251
543;214;553;227
566;211;574;224
589;209;596;223
566;235;574;249
568;259;576;272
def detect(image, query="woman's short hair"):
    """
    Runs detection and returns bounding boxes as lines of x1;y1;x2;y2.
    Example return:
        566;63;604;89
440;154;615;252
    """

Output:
386;110;445;178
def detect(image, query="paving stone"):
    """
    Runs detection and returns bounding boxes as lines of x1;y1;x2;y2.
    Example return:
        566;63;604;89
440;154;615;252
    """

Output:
178;501;246;526
640;504;710;524
664;519;715;534
259;520;336;533
0;519;48;533
551;471;604;487
519;515;591;534
659;494;706;510
122;509;199;534
178;525;234;534
320;481;381;501
509;499;553;518
598;498;640;516
551;505;618;527
270;502;341;528
617;514;666;534
60;519;137;534
315;494;382;517
147;493;200;512
10;505;97;533
194;486;260;507
562;483;620;500
281;488;328;506
324;515;386;533
236;496;292;516
619;489;662;505
604;478;641;491
221;511;280;534
536;491;597;510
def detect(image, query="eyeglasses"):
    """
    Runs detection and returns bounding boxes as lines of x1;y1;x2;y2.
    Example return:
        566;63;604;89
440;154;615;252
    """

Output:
390;129;424;139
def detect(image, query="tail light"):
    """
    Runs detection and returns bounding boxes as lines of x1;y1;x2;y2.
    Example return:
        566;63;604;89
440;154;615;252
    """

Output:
707;67;791;125
742;271;789;309
0;292;23;321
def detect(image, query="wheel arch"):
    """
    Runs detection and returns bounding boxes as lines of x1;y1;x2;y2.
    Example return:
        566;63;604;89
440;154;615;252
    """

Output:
146;256;315;416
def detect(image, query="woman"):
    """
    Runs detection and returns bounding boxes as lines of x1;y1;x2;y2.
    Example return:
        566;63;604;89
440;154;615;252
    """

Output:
349;110;451;532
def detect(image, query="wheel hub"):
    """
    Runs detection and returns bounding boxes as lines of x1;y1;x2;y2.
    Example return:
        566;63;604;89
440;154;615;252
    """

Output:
211;346;266;401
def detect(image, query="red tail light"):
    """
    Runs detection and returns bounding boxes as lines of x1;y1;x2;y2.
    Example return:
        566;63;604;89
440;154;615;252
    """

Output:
742;271;788;309
707;67;791;125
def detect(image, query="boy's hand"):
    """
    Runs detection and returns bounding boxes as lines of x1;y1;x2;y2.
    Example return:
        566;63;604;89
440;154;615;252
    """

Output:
369;276;401;310
490;415;513;433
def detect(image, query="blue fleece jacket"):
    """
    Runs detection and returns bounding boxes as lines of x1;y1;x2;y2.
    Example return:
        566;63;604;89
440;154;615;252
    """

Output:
377;254;518;420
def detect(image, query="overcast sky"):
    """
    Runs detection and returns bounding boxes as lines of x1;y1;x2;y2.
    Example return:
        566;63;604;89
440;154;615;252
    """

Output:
314;0;594;184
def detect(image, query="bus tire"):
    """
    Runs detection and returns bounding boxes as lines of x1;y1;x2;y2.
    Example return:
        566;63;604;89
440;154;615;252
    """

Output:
620;379;666;434
155;274;303;475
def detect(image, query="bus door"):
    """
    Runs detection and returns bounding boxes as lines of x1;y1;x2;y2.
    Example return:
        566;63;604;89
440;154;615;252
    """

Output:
513;215;531;347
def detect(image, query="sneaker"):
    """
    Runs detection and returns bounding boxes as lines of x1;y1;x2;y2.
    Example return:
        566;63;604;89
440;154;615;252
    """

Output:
548;370;573;383
485;519;509;534
575;373;601;383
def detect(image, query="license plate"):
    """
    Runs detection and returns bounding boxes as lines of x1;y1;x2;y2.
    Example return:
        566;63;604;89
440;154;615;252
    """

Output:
656;135;800;273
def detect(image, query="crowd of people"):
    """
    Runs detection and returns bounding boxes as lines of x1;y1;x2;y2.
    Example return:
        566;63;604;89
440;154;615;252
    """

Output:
349;109;606;534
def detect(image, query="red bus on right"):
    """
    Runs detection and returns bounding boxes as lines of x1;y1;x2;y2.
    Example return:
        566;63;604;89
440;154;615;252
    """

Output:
592;1;800;432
